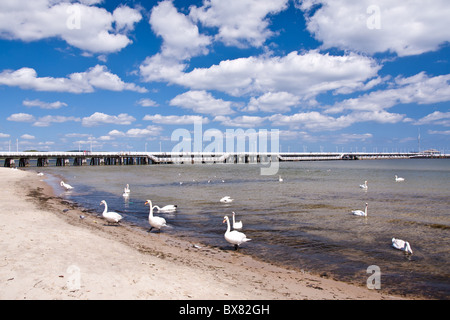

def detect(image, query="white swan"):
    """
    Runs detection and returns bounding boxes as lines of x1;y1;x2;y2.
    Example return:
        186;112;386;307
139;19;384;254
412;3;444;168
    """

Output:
60;181;73;190
100;200;123;224
395;175;405;182
352;203;368;216
392;238;413;254
232;212;243;230
122;184;130;197
145;199;167;232
154;204;177;213
220;196;233;203
359;180;368;190
223;216;251;250
278;175;283;182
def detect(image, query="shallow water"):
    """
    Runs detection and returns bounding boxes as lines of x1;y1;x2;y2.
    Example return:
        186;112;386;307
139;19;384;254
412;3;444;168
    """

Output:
35;159;450;298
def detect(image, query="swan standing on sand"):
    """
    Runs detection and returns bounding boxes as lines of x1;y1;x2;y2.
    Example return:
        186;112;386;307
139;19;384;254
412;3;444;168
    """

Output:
100;200;123;225
359;181;368;190
395;175;405;182
145;199;167;232
220;196;233;203
352;203;368;216
232;212;243;230
60;181;73;190
154;204;177;213
223;216;251;250
392;238;413;254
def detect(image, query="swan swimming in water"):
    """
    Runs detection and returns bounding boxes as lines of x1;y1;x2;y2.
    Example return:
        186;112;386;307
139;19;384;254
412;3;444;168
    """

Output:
145;199;167;232
392;238;413;254
223;216;251;250
352;203;368;216
278;175;283;182
60;181;73;190
123;184;130;197
154;204;177;213
100;200;123;224
232;212;243;230
359;180;368;190
220;196;233;203
395;175;405;182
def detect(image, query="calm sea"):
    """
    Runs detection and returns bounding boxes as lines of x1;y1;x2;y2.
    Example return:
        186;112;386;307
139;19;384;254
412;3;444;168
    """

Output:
34;159;449;298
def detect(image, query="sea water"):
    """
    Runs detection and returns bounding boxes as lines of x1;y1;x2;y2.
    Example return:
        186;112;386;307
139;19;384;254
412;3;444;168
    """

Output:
35;159;450;298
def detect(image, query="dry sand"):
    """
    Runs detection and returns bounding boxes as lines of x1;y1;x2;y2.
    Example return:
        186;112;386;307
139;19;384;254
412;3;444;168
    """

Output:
0;167;405;300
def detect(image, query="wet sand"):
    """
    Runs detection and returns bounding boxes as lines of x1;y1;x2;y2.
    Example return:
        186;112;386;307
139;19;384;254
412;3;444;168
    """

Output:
0;167;405;300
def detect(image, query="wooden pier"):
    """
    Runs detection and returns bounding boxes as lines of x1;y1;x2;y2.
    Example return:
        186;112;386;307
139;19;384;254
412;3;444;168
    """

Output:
1;151;446;168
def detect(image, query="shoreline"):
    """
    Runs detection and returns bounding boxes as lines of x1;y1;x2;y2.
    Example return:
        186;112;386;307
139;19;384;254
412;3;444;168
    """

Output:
0;167;412;300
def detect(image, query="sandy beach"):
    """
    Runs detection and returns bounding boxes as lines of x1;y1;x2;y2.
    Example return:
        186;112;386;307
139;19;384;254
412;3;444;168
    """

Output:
0;167;405;300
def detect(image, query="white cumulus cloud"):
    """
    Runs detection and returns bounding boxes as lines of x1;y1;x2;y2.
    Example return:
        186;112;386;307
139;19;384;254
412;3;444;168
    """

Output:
0;0;142;53
0;65;147;93
245;92;301;113
7;113;36;122
82;112;136;127
136;98;159;107
23;99;68;109
415;111;450;127
33;115;81;127
141;50;380;99
325;73;450;114
150;0;211;60
170;90;235;115
298;0;450;56
213;115;266;128
190;0;289;48
143;114;209;125
20;134;35;140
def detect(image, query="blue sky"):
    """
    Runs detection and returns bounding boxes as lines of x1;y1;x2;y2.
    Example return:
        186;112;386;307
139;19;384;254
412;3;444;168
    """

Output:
0;0;449;153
